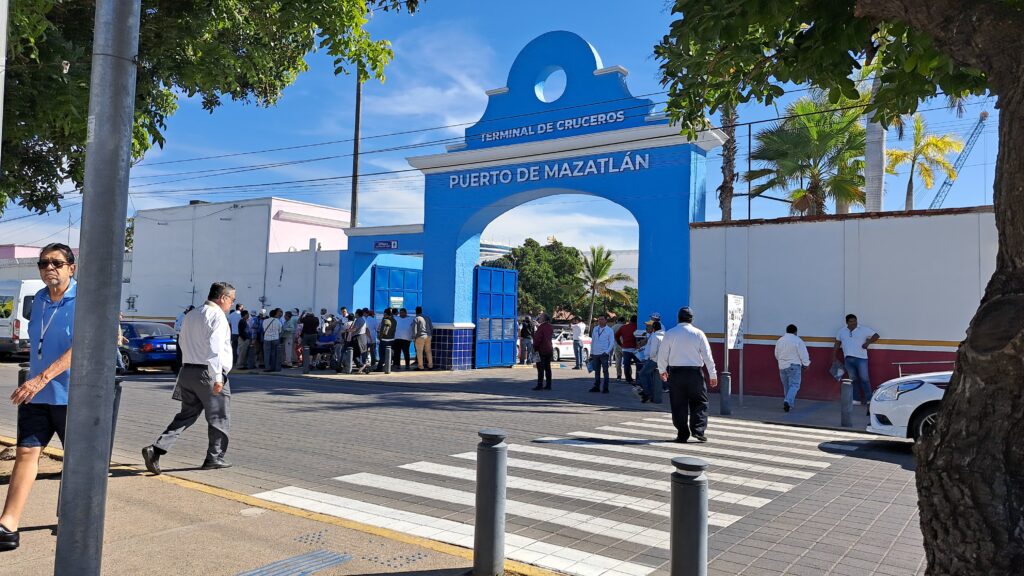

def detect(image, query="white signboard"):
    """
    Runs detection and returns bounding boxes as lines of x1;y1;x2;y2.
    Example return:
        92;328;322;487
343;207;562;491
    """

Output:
726;294;745;350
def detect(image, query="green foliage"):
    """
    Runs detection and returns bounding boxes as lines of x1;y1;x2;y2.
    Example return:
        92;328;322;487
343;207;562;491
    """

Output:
885;113;963;209
580;246;633;329
2;0;420;216
745;92;866;214
482;238;585;317
655;1;989;137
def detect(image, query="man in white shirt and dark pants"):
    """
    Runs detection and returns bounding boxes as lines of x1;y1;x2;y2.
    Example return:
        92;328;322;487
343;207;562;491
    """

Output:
834;313;880;409
658;307;717;443
570;317;587;370
142;282;235;474
774;324;810;412
589;315;615;393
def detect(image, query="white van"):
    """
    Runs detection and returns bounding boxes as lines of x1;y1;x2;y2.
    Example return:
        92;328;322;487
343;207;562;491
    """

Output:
0;279;46;358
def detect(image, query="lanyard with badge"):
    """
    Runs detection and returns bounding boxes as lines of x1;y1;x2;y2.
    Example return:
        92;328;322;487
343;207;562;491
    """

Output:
38;296;66;360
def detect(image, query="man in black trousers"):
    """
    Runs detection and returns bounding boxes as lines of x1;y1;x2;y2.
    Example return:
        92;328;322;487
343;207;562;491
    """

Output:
657;307;718;443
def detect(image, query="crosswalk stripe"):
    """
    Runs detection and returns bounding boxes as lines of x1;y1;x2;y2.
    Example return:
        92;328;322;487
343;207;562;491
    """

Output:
597;425;845;459
566;431;833;469
533;437;818;480
254;486;656;576
626;421;859;450
445;453;769;509
648;414;872;440
648;419;871;446
505;444;794;492
335;472;675;544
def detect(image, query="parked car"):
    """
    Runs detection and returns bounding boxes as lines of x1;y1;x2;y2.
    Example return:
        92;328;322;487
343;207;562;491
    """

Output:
0;279;46;358
120;321;178;372
551;331;590;363
868;371;951;442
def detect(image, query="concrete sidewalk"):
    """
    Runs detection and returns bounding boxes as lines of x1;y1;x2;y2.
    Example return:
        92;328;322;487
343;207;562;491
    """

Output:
0;445;501;576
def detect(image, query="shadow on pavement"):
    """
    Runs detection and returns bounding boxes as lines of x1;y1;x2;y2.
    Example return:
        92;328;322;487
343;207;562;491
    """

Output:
840;438;916;471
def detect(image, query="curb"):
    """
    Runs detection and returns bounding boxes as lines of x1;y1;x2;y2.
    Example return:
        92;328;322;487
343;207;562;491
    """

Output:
0;436;558;576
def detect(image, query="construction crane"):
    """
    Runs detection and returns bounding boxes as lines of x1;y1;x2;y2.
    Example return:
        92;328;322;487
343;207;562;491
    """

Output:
928;111;988;209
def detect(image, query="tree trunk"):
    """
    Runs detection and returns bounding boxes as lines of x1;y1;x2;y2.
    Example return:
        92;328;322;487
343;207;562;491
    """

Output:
852;2;1024;572
717;103;737;221
904;164;915;211
864;74;887;212
586;287;597;336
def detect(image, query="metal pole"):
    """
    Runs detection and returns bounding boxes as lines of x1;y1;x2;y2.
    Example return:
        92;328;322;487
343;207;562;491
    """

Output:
343;346;354;374
473;428;507;576
0;0;8;170
383;345;392;374
747;123;752;220
738;347;744;407
54;1;141;574
720;295;731;415
670;456;708;576
840;378;853;428
349;79;362;228
309;238;318;313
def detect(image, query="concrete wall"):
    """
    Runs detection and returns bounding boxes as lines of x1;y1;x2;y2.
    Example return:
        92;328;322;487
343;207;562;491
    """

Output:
264;250;340;314
268;198;349;252
689;207;996;399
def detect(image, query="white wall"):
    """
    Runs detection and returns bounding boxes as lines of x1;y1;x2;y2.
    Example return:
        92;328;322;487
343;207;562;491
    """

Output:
690;208;996;345
264;250;340;314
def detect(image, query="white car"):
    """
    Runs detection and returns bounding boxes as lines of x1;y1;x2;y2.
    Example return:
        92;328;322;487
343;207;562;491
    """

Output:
552;331;590;363
868;371;951;442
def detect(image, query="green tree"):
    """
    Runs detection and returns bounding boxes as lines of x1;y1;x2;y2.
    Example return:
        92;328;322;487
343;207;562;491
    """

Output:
656;2;1021;572
745;93;866;215
483;238;585;316
885;113;964;210
580;246;632;333
2;0;421;216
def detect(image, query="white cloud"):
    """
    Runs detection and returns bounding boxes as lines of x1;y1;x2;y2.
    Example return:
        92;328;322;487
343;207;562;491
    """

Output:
482;198;639;251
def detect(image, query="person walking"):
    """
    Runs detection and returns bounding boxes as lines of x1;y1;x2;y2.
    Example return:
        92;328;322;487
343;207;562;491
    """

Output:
658;307;717;443
299;309;320;374
834;314;880;410
570;316;587;369
518;314;535;365
376;309;396;371
588;315;615;393
236;310;254;370
609;315;624;379
775;324;811;412
0;244;78;551
532;313;554;391
142;282;236;474
637;315;665;404
262;308;282;372
363;308;379;367
413;306;434;370
228;303;243;362
282;310;298;367
173;305;195;373
394;308;414;370
616;315;641;385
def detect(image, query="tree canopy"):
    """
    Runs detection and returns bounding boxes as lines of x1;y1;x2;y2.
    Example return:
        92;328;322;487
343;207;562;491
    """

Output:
483;238;586;317
1;0;421;217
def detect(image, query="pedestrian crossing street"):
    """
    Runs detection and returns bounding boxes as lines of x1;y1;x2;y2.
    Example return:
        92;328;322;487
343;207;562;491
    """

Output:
254;415;871;576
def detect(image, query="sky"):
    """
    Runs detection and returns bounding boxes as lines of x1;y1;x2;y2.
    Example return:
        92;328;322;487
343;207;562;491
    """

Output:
0;0;1000;251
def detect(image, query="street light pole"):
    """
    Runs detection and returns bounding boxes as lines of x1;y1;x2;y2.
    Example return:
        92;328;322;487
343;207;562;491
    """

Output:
349;78;362;228
53;1;142;574
0;0;10;170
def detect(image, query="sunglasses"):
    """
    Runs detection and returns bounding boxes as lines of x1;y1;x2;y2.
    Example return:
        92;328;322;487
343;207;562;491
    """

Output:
37;259;70;270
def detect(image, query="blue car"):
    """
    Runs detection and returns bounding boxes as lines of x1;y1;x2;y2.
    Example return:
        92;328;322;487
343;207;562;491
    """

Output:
120;321;178;372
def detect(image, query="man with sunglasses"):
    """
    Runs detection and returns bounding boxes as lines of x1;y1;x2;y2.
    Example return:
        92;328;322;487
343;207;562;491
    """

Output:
142;281;235;475
1;244;77;551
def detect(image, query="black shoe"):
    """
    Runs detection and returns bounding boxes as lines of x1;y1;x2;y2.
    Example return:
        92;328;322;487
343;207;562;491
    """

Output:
532;385;544;391
142;445;162;475
200;458;233;470
674;436;688;443
602;387;609;393
543;386;551;390
693;434;708;443
640;393;650;403
0;524;20;551
783;401;790;412
589;386;601;393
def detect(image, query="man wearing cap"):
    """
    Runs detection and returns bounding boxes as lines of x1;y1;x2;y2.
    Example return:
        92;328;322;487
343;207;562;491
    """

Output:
637;314;665;403
658;307;717;443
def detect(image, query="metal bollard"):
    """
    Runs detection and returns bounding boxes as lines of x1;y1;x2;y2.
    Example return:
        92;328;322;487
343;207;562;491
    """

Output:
473;428;507;576
343;347;354;374
670;456;709;576
383;346;393;374
110;379;123;464
719;371;732;416
840;378;853;427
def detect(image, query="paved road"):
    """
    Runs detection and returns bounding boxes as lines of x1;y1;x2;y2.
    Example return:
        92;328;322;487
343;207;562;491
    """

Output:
0;363;924;576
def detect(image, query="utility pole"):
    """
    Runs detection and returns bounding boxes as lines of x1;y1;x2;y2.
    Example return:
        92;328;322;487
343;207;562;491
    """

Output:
53;1;141;574
349;77;362;228
0;0;10;170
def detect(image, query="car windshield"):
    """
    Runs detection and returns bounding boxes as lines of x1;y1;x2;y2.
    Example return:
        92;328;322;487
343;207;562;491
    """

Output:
129;323;174;338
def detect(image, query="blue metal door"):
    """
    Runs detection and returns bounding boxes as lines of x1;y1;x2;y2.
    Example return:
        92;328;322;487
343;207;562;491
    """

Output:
474;266;518;368
372;265;423;314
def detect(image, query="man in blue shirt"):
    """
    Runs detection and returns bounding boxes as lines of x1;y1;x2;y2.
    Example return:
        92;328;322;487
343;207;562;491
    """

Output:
1;243;78;551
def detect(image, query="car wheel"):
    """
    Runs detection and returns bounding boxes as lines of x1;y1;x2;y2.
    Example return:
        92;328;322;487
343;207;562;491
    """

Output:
582;349;590;362
911;405;940;442
553;349;561;362
121;352;134;373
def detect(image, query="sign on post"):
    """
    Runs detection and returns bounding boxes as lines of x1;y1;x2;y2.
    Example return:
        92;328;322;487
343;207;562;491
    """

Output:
725;294;744;350
374;240;399;250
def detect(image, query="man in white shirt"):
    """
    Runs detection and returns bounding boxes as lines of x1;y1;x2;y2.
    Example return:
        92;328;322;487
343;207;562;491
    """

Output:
228;304;243;362
570;317;587;369
833;314;880;408
658;307;717;443
588;315;615;393
362;308;379;367
262;308;283;372
774;324;810;412
143;282;235;474
637;314;665;404
394;308;415;370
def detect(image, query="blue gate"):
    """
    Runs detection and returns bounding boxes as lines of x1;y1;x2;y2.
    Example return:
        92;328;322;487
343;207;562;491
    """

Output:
372;265;422;314
474;266;518;368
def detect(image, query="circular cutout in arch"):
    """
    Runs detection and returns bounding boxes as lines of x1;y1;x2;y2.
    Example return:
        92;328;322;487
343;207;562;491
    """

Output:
534;66;567;103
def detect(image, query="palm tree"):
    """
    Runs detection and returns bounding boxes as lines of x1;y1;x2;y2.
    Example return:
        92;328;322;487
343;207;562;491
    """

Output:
745;93;866;215
580;246;632;333
885;113;963;210
717;103;738;221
